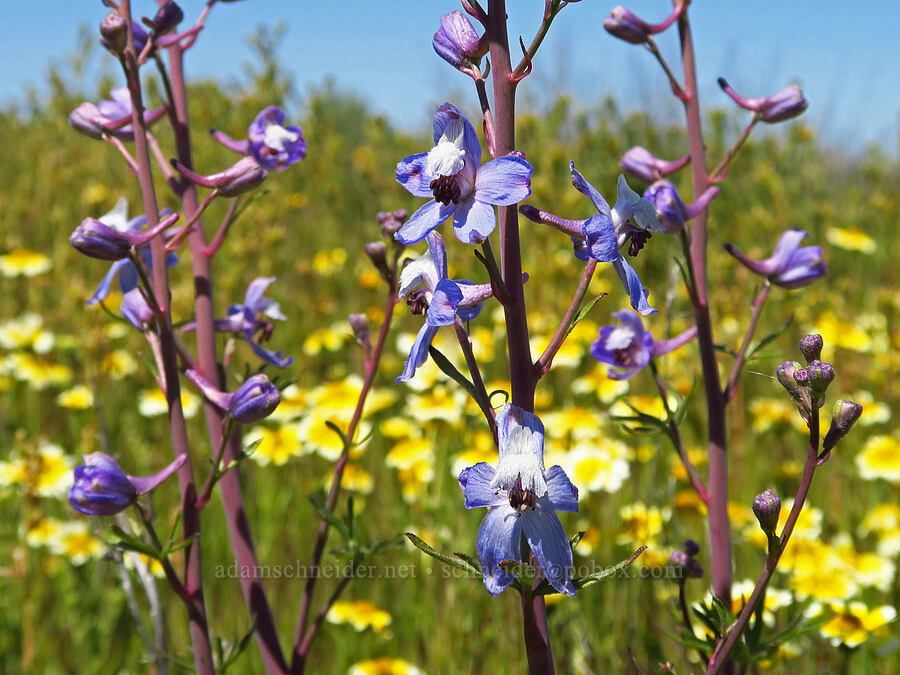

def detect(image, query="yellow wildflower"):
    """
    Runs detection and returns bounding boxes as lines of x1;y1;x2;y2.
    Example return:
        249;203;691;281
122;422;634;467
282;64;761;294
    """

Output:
348;657;424;675
815;602;897;647
137;388;200;418
0;249;52;277
57;384;94;410
4;352;72;389
826;226;877;254
326;600;392;634
48;521;107;565
572;364;630;403
0;313;55;352
101;349;138;379
311;247;348;276
856;434;900;483
245;423;306;466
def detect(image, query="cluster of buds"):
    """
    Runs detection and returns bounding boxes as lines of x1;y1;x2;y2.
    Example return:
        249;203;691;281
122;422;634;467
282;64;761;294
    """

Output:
669;539;703;579
776;335;862;458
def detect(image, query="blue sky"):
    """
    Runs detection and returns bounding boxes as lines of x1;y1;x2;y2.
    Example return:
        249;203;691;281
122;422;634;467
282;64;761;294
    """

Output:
3;1;898;152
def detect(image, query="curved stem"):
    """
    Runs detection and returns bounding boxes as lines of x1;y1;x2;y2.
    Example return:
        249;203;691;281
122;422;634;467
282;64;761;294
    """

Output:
723;282;770;404
535;258;597;377
291;263;399;674
709;117;759;184
454;317;498;442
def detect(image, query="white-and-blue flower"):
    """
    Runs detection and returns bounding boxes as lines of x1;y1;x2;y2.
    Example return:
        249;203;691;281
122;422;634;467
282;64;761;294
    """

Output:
395;103;532;245
458;404;579;596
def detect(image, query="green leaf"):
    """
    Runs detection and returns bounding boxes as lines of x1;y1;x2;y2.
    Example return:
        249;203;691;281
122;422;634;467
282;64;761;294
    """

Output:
165;533;199;556
567;293;606;334
110;525;159;559
498;558;533;578
429;346;494;423
746;314;794;362
324;421;350;451
309;492;351;541
452;551;482;574
218;622;257;673
569;531;586;551
658;627;715;653
404;532;477;576
570;546;647;591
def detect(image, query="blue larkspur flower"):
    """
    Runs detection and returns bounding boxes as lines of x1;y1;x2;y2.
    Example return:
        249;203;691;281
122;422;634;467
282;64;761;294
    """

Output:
569;162;661;315
395;103;532;245
591;309;697;380
396;231;490;382
458;404;579;596
182;277;293;368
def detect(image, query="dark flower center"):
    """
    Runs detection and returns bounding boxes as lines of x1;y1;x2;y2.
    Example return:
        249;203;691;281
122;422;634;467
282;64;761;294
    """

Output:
508;474;536;512
407;288;429;316
430;174;462;205
613;347;635;366
628;229;653;257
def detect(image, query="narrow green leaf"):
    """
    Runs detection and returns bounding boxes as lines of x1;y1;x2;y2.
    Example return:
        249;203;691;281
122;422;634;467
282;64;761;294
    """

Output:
324;421;350;451
452;551;482;574
309;492;350;541
570;546;647;591
165;533;200;556
567;293;606;334
746;314;794;361
404;532;476;575
569;531;585;551
429;346;494;423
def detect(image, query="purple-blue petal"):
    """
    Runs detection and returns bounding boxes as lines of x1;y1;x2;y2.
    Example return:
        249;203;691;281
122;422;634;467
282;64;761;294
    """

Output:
395;152;434;199
244;276;276;311
454;280;484;322
395;200;457;245
433;103;481;167
569;161;611;217
458;462;505;508
583;214;619;262
245;332;293;368
86;258;130;305
543;465;579;513
424;230;448;280
475;503;522;596
521;508;575;596
427;279;463;327
474;156;532;206
452;198;496;244
396;323;439;383
613;255;657;316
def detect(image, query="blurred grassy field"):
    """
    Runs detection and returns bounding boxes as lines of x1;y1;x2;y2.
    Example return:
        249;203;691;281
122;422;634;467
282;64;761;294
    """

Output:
0;31;898;675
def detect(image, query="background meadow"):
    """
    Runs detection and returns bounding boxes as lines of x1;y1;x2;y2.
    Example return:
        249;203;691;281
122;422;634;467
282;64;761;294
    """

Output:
1;23;898;675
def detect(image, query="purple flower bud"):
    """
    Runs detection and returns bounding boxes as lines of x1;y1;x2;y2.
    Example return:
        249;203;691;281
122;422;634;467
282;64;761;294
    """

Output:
229;374;281;424
185;370;280;424
147;1;183;36
603;4;686;44
349;313;372;352
100;17;149;55
804;361;835;408
718;78;808;124
776;361;812;422
171;156;268;197
364;241;391;281
725;229;825;289
68;452;185;516
669;550;689;568
822;399;863;452
683;539;700;557
69;89;167;142
377;210;408;238
433;11;487;68
642;180;719;234
70;218;133;261
752;488;781;538
70;213;179;261
799;334;823;364
100;12;129;54
620;146;690;183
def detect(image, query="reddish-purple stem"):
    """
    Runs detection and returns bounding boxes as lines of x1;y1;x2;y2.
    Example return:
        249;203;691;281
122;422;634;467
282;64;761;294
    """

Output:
488;1;553;672
675;1;732;610
120;3;213;673
723;282;770;404
162;30;288;674
535;258;597;377
291;273;399;674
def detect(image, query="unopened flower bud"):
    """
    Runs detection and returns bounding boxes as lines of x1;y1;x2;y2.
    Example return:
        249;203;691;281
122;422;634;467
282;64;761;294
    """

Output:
433;10;487;68
365;241;391;281
777;360;812;422
70;218;132;261
349;313;372;352
68;451;185;516
752;489;781;538
603;4;685;44
643;180;687;232
799;334;823;364
804;360;835;409
683;539;700;557
718;78;808;124
377;210;408;238
171;156;267;197
822;399;863;453
669;550;689;568
620;146;690;183
121;288;156;330
100;12;129;54
147;1;183;35
229;374;281;424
